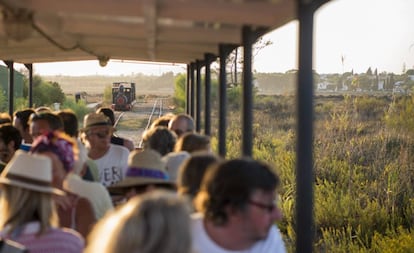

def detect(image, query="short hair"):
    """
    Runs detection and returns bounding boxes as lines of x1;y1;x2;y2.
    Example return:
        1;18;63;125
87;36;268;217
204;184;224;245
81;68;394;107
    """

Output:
29;112;63;131
0;184;58;237
0;125;22;151
96;107;115;126
57;109;79;137
174;132;210;153
142;126;176;156
34;106;52;113
85;190;191;253
194;158;280;225
168;114;194;134
13;109;35;131
177;152;221;199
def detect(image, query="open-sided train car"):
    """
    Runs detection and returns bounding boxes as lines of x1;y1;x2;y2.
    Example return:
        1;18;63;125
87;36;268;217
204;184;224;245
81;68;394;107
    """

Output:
0;1;334;251
111;82;136;111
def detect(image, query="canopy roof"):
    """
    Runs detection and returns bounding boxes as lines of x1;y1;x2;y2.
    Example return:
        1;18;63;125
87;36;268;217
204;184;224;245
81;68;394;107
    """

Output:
0;0;299;65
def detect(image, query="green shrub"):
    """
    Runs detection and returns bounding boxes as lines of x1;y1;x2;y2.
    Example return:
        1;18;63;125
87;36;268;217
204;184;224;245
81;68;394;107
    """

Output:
385;96;414;136
218;95;414;252
371;227;414;253
0;88;9;112
353;96;388;120
32;77;66;107
173;74;186;113
61;97;89;126
103;85;112;104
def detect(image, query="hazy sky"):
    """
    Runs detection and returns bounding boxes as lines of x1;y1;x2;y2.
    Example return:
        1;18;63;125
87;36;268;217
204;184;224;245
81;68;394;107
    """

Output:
256;0;414;74
9;0;414;76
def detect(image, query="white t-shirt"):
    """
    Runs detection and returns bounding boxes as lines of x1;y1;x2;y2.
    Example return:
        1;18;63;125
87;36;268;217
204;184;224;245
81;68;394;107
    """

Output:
191;213;286;253
92;144;129;186
63;173;114;220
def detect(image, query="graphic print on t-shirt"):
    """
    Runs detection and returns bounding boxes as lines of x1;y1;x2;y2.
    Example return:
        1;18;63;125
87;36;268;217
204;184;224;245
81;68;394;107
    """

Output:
100;166;123;186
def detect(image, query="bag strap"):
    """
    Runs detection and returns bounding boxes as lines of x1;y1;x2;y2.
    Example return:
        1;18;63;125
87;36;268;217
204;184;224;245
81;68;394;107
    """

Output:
0;239;27;253
70;195;81;229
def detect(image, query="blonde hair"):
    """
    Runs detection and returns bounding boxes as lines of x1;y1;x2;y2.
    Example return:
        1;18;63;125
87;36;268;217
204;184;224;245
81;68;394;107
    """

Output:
0;184;58;236
86;190;192;253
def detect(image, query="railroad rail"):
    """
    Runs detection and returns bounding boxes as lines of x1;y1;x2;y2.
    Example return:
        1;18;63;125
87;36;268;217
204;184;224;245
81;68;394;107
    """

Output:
112;97;170;149
137;98;166;148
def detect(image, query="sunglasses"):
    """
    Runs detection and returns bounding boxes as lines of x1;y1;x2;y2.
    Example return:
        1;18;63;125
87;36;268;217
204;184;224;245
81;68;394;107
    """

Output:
248;195;280;213
87;131;110;139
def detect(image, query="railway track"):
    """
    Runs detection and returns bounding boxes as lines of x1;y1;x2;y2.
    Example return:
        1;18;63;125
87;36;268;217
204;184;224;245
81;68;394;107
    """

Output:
113;97;174;149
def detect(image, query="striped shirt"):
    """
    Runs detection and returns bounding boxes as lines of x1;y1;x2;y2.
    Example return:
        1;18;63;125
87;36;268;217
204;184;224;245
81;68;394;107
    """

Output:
1;222;84;253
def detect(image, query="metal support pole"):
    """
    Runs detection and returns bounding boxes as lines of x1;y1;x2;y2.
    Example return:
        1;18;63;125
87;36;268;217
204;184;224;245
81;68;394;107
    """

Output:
195;60;203;132
240;26;267;157
189;62;195;118
204;53;215;136
242;26;254;157
4;61;14;116
186;64;191;115
296;1;317;252
218;44;237;158
218;46;228;157
24;63;33;108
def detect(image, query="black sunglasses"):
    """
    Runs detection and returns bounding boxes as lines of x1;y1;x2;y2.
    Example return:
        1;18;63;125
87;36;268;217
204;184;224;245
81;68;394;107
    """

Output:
86;131;110;139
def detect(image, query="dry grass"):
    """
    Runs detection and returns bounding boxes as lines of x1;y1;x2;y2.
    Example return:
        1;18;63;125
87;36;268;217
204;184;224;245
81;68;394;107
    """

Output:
43;74;175;96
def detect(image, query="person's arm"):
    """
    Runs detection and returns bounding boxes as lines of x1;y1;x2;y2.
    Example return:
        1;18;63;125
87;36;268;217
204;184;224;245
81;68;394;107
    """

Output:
123;138;135;151
75;197;96;239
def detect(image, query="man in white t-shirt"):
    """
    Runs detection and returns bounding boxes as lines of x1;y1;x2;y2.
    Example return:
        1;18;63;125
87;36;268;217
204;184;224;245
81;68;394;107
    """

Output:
81;112;129;187
192;158;286;253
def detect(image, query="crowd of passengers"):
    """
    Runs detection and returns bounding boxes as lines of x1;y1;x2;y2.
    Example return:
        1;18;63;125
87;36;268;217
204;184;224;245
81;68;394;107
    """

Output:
0;106;286;253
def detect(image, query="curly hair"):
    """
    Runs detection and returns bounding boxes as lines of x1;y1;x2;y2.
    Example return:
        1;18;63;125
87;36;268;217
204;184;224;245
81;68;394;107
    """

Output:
142;126;176;156
194;158;280;225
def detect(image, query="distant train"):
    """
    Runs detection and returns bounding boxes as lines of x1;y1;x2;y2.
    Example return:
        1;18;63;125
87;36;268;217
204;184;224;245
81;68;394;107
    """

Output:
111;82;136;111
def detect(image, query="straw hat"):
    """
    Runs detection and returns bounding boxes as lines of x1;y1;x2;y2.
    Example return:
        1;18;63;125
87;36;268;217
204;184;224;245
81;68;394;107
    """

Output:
80;112;113;132
0;150;64;195
108;149;174;191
